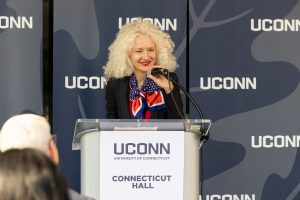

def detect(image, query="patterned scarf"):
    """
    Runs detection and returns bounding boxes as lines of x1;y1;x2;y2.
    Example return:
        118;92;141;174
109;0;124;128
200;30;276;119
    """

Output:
129;75;166;119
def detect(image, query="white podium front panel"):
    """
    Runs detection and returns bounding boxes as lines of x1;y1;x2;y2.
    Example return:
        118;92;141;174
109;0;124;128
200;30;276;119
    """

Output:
75;119;212;200
99;131;184;200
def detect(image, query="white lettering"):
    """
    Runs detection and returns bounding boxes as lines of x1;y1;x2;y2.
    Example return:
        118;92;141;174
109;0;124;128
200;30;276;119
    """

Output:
64;76;107;89
118;17;177;31
251;19;300;32
0;16;33;29
200;77;256;90
251;135;300;148
200;194;255;200
77;76;88;89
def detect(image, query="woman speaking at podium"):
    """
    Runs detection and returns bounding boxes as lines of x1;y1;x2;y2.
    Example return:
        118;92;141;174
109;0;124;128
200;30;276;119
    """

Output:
104;18;183;119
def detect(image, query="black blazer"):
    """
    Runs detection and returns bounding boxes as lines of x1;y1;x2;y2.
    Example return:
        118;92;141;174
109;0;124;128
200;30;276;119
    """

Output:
105;73;184;119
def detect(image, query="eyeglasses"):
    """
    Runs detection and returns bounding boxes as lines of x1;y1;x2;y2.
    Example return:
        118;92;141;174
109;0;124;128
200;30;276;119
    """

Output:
49;135;57;144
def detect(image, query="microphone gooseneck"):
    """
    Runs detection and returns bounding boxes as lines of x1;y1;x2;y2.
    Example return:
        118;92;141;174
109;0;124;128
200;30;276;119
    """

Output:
147;68;209;141
165;71;209;141
168;75;205;120
147;68;205;120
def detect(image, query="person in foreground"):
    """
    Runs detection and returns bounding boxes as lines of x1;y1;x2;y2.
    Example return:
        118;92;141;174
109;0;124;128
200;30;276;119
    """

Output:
0;113;94;200
0;148;70;200
104;18;184;119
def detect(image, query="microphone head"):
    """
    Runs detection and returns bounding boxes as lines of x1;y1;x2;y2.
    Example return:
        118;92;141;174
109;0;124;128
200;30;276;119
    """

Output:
148;68;169;77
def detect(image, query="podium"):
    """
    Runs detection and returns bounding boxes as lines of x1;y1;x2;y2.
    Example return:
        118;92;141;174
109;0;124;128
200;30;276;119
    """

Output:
72;119;211;200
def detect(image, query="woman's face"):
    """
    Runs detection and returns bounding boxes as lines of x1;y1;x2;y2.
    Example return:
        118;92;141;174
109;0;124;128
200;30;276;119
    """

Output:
129;34;157;76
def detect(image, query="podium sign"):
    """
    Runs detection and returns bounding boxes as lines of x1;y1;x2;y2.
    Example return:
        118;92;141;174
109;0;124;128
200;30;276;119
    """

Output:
99;131;184;200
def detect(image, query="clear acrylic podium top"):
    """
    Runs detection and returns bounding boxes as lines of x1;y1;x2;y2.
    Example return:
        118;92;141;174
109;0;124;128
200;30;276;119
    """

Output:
72;119;212;150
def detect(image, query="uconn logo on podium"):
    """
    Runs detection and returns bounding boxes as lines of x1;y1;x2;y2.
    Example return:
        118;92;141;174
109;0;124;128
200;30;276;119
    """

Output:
114;143;170;155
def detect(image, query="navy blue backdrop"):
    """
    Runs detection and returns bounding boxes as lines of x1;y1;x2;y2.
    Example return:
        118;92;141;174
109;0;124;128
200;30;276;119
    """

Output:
0;0;43;125
189;0;300;199
53;0;300;199
53;0;186;191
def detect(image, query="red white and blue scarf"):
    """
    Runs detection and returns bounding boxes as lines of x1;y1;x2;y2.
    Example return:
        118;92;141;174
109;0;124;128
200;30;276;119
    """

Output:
129;75;166;119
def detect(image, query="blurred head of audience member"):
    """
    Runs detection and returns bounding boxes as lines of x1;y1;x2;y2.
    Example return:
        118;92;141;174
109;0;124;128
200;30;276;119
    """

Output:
0;114;95;200
0;148;70;200
0;113;59;164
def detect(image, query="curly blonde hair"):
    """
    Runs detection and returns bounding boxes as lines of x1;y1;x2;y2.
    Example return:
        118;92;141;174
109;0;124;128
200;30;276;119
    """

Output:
104;18;178;80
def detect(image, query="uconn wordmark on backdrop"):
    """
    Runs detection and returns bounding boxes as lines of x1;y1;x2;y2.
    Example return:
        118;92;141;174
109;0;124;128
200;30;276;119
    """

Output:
251;135;300;148
0;16;33;29
251;19;300;31
200;77;256;90
64;76;106;89
118;17;177;31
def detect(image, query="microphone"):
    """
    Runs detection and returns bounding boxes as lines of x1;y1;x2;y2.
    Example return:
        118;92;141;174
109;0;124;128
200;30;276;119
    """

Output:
165;74;210;142
147;68;169;77
147;67;209;141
